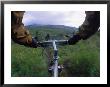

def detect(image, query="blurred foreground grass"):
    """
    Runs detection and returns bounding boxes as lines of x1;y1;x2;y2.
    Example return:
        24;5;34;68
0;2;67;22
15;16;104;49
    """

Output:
11;31;100;77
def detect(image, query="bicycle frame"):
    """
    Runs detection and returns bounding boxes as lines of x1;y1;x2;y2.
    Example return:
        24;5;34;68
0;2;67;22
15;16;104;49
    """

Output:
52;40;58;77
38;40;68;77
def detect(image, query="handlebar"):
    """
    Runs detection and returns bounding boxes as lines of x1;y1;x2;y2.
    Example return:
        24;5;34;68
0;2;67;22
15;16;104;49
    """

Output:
37;40;69;47
36;39;69;77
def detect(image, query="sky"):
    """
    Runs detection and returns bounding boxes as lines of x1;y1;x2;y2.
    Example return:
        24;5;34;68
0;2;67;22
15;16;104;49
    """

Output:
22;11;86;28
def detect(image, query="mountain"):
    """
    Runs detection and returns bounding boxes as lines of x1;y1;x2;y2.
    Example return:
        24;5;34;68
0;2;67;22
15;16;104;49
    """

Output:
25;24;79;40
25;24;78;32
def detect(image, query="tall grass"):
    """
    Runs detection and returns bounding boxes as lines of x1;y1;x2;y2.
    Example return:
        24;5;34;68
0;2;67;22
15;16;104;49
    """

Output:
11;44;49;77
11;30;100;77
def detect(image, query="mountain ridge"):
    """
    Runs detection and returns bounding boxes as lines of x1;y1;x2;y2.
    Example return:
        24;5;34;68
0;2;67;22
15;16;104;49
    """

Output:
26;24;77;30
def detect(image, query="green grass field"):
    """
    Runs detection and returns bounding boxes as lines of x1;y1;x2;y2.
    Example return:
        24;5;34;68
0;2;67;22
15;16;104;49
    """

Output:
11;28;100;77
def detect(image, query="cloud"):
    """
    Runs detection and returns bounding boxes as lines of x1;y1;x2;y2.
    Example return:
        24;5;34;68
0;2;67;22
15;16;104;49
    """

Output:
22;11;86;27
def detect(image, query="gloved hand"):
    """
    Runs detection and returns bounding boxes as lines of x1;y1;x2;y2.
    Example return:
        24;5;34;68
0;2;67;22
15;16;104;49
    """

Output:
32;37;46;47
31;37;39;48
68;34;81;45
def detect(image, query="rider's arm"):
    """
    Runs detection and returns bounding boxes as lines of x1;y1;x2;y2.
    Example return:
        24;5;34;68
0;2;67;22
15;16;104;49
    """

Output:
11;11;38;48
68;11;100;44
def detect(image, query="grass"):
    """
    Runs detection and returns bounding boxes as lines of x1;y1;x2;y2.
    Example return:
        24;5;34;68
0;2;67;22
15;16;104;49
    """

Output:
11;29;100;77
11;44;49;77
58;34;100;77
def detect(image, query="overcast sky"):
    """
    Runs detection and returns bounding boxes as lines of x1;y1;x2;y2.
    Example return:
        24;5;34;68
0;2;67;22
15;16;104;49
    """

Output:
22;11;86;28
